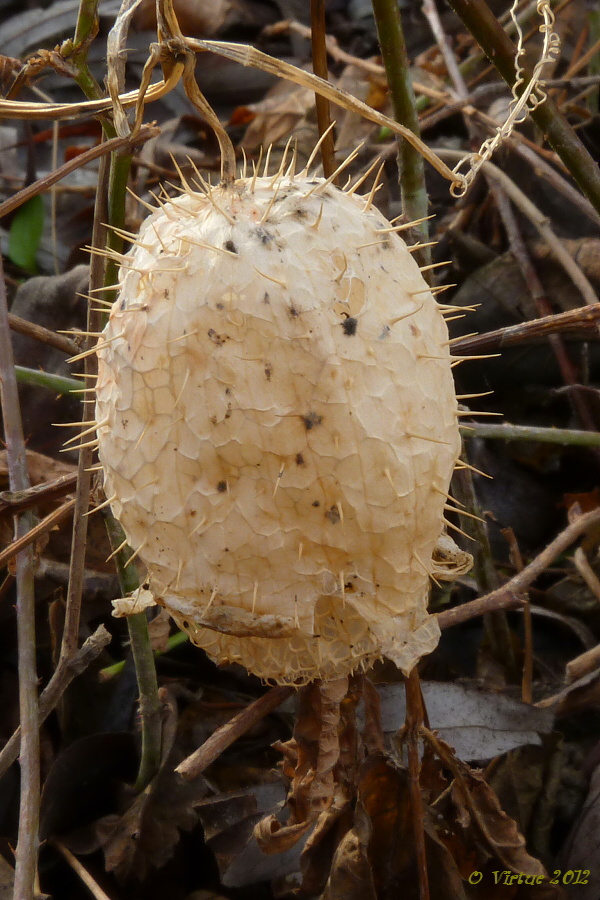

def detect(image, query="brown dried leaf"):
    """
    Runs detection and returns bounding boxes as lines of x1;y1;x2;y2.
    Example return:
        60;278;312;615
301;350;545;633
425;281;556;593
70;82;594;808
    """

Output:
239;78;315;153
97;691;209;881
449;758;546;878
320;825;377;900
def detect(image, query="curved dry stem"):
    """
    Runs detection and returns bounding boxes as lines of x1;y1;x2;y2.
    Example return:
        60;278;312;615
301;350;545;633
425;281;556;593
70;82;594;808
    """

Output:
181;55;236;184
186;39;463;189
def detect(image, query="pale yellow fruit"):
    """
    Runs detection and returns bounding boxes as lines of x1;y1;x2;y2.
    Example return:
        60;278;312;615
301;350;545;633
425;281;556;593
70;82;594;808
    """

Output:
95;168;462;684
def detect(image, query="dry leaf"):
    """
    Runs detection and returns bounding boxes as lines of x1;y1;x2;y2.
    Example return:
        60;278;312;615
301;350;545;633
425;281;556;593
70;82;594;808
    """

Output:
97;691;209;881
377;682;554;760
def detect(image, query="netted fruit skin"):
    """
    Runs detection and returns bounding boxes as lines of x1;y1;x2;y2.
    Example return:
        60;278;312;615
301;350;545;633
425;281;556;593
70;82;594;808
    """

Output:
95;173;460;684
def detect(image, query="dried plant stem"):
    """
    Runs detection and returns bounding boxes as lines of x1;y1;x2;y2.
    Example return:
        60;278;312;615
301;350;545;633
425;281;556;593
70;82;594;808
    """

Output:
437;506;600;630
0;473;78;515
58;152;108;670
461;422;600;447
0;126;158;221
0;626;111;781
310;0;336;179
8;314;79;355
0;499;76;571
443;0;600;213
0;257;39;899
50;839;112;900
451;303;600;354
105;517;162;791
176;686;294;780
404;670;430;900
371;0;430;261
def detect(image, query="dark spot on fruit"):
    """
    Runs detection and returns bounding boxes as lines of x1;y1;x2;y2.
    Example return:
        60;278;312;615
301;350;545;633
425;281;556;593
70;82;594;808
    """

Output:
302;412;323;430
224;547;229;552
119;297;127;310
224;403;232;419
342;317;358;336
325;505;341;524
289;303;300;318
410;323;420;337
189;510;197;517
208;329;227;346
182;620;189;629
295;453;305;466
164;289;169;299
225;387;231;395
379;325;391;340
210;415;217;425
264;362;272;380
216;302;224;310
224;240;237;253
293;206;307;219
255;227;274;244
217;480;227;493
263;292;270;304
312;500;320;507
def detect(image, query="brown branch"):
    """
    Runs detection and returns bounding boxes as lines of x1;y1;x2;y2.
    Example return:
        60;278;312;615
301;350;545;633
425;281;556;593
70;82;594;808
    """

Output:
0;471;78;515
405;670;430;900
0;499;76;570
0;625;111;780
176;686;294;781
310;0;336;179
8;314;79;356
437;506;600;630
0;124;159;221
57;150;109;666
451;303;600;355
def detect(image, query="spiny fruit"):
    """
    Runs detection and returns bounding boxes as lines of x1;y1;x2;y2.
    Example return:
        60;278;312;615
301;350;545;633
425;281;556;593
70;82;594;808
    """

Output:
92;151;464;684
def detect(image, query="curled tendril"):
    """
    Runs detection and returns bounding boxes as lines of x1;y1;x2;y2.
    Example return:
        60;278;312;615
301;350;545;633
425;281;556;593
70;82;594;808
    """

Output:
452;0;560;198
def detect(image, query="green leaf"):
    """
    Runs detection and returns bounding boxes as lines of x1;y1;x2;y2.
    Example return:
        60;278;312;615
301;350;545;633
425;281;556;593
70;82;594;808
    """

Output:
8;195;45;273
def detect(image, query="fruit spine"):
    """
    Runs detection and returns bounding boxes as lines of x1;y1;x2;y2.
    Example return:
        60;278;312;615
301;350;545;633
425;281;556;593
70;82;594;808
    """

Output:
91;151;464;684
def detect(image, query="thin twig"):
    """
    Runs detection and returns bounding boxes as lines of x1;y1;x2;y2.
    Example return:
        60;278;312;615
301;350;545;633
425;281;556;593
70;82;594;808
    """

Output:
0;626;111;781
50;839;113;900
0;499;76;570
437;506;600;630
0;126;159;221
371;0;430;260
176;686;294;780
451;303;600;355
8;314;79;355
0;256;40;899
0;472;78;515
404;670;430;900
57;151;108;667
310;0;336;179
